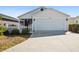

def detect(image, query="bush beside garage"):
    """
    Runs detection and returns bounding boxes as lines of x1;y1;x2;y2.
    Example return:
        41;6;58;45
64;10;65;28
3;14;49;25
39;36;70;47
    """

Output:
69;24;79;33
3;28;30;36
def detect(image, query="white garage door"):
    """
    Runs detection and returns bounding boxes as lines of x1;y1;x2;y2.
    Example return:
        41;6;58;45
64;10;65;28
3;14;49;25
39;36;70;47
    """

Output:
33;18;65;31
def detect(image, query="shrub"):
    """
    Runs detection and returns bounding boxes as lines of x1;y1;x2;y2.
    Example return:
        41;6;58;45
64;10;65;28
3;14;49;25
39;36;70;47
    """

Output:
21;28;29;35
76;24;79;33
69;24;79;33
11;28;20;35
3;29;9;35
0;26;7;35
71;24;77;32
69;24;72;31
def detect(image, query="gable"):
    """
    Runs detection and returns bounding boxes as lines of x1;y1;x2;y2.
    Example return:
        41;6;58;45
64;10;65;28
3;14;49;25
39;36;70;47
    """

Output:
18;7;70;19
18;7;47;19
32;9;69;18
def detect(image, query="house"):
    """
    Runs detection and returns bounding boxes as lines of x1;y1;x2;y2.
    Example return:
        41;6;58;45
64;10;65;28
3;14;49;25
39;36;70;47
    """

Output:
18;7;70;35
74;16;79;24
68;16;79;25
0;13;20;31
68;17;75;25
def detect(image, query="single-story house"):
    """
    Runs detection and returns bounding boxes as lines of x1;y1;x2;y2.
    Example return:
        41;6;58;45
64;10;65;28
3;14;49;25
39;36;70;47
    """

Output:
18;7;70;35
0;13;20;31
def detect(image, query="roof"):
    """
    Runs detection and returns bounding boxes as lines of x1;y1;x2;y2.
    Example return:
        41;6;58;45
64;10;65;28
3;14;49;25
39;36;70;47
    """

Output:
48;8;70;16
68;16;79;20
68;17;76;20
0;13;18;22
18;6;70;18
75;16;79;19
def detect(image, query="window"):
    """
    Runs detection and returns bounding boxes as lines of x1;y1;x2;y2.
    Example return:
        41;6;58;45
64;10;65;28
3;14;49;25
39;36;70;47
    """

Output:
34;19;35;21
66;19;68;21
20;20;24;25
76;20;78;23
40;8;44;11
4;23;6;26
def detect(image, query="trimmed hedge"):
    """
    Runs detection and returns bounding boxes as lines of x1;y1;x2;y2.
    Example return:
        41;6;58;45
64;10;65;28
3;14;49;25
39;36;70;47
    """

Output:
21;28;29;35
11;28;20;35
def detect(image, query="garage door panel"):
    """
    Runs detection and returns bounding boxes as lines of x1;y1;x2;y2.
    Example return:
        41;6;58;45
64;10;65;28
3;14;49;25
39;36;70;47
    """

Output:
33;18;65;31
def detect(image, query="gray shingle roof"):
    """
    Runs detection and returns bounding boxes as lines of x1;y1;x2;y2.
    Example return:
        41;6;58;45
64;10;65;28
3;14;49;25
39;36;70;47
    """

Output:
0;13;18;22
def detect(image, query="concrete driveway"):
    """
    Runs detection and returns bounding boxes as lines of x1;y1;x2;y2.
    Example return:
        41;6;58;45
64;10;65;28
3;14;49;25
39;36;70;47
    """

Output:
4;32;79;52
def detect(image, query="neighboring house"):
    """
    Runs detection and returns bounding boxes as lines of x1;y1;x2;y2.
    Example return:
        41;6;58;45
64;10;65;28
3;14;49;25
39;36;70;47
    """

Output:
75;16;79;24
0;14;20;31
68;16;79;25
18;7;70;34
68;17;75;25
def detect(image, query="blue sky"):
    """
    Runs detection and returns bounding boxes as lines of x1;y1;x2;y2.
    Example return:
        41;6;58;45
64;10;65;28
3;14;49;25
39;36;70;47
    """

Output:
0;6;79;18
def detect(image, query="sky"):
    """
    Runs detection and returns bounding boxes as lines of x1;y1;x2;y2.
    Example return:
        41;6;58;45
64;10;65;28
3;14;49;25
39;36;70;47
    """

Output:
0;6;79;18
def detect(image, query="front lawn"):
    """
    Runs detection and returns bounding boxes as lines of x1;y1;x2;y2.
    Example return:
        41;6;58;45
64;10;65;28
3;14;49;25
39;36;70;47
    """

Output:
0;35;30;51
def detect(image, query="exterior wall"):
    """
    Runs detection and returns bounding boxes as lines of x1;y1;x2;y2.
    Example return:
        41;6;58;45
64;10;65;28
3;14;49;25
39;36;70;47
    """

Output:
18;8;43;19
68;19;75;25
33;9;68;18
32;9;68;32
68;17;79;25
28;24;32;33
2;21;20;30
75;17;79;24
